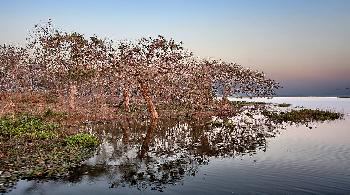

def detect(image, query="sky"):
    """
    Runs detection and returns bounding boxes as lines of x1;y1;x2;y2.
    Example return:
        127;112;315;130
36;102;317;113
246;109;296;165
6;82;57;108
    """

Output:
1;0;349;96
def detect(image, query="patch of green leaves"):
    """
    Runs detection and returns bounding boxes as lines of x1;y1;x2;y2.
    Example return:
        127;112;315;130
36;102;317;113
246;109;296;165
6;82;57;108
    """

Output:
65;133;99;148
209;119;236;128
0;113;58;139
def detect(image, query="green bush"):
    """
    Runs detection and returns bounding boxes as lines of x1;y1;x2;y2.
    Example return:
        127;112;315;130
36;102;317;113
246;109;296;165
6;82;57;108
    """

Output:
65;133;99;148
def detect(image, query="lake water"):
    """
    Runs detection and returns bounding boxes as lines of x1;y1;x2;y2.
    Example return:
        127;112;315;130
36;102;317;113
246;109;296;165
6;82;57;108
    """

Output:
6;97;350;194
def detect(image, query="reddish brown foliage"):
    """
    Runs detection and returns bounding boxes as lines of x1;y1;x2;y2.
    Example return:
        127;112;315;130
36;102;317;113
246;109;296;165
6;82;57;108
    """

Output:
0;21;280;120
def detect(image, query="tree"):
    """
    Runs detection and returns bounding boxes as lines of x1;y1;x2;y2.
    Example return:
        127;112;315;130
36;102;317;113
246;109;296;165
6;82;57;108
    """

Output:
208;60;280;101
27;20;113;110
112;35;279;118
3;21;280;120
0;44;26;92
116;35;192;120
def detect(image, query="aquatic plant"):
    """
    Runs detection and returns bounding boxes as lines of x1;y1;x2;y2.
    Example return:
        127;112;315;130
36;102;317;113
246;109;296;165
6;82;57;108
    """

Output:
0;113;58;139
277;103;291;107
65;133;99;148
262;109;343;123
0;114;99;192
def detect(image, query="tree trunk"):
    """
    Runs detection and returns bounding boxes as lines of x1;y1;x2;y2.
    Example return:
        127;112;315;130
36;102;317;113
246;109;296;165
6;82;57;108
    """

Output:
139;118;158;159
69;83;77;111
139;82;159;120
123;87;130;112
120;119;130;145
222;85;230;104
121;126;130;145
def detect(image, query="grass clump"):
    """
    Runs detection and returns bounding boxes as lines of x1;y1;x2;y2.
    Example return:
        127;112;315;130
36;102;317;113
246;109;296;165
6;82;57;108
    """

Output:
65;133;99;148
263;109;343;123
0;113;58;139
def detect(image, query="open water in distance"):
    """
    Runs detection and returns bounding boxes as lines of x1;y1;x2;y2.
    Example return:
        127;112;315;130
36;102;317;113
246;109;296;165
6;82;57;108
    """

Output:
7;97;350;194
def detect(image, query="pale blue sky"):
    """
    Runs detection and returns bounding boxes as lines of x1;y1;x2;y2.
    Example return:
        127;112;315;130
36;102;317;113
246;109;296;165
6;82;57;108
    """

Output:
1;0;349;96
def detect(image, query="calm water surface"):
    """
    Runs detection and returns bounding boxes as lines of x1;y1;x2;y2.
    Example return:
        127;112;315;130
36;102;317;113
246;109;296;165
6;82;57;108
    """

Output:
6;97;350;194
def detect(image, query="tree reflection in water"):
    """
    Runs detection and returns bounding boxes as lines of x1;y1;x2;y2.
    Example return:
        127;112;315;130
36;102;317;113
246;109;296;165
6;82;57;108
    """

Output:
65;109;281;191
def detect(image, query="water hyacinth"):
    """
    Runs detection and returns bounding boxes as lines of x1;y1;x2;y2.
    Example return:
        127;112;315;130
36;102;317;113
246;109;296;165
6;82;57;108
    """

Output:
65;133;99;148
0;113;58;139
